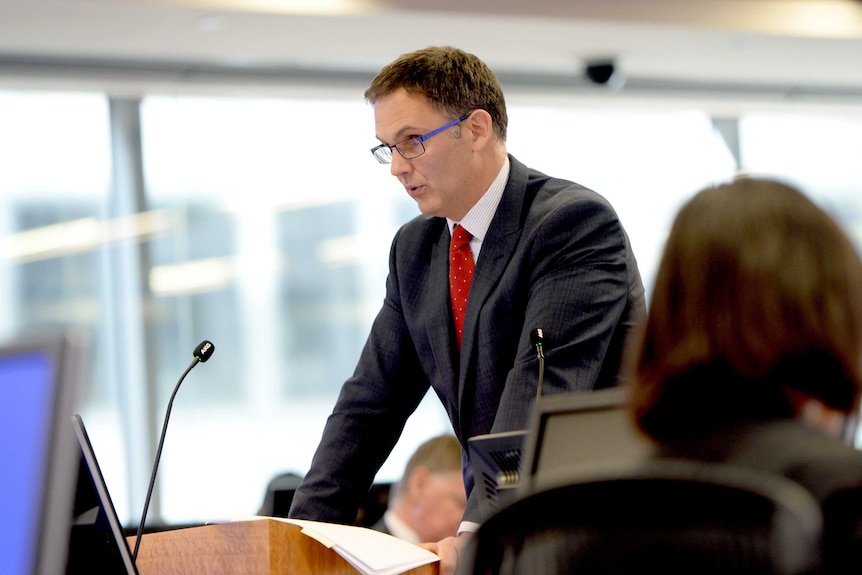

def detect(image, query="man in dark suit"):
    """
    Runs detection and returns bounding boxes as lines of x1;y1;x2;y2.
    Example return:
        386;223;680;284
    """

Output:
289;46;645;573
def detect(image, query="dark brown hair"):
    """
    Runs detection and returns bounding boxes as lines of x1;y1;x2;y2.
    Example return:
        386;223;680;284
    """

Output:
364;46;508;141
629;177;862;441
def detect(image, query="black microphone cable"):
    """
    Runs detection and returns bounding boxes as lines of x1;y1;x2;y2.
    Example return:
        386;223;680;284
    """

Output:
132;340;215;563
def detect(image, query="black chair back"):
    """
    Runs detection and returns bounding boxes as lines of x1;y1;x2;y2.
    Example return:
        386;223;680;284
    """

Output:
460;460;823;575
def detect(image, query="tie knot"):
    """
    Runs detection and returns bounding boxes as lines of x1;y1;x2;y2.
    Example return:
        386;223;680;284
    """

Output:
451;225;473;252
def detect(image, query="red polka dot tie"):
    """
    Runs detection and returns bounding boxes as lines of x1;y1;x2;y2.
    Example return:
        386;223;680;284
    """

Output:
449;225;474;350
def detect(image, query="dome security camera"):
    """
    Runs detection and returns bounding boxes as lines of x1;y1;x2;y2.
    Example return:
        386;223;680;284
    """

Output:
584;59;621;87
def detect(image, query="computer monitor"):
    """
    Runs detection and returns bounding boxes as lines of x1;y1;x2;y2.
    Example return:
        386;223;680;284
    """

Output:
517;387;654;495
68;414;139;575
0;330;88;575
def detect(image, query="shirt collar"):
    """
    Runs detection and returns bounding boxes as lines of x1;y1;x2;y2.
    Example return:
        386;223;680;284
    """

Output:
447;156;510;240
382;509;421;544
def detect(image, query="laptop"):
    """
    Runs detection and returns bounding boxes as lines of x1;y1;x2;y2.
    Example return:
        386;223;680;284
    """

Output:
68;414;140;575
0;330;88;575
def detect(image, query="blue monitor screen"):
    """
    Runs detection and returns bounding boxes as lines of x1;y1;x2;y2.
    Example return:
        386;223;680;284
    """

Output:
0;351;56;575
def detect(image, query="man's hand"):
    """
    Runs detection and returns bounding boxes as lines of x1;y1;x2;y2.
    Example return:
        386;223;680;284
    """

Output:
420;532;472;575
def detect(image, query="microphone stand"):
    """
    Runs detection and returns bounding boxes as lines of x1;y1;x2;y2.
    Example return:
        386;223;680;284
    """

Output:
132;356;200;562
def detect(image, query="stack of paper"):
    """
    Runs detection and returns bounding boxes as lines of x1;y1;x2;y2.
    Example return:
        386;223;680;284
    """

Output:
276;518;440;575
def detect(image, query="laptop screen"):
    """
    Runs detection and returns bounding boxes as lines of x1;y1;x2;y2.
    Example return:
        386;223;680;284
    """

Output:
517;387;655;495
0;350;56;575
69;414;139;575
0;332;87;575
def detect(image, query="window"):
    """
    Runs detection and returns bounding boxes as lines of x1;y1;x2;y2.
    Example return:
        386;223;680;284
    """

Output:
740;112;862;250
4;87;862;525
139;95;450;522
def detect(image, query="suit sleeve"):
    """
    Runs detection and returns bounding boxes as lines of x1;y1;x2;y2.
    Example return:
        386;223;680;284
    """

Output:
288;228;432;524
529;190;638;383
499;189;640;427
463;189;643;522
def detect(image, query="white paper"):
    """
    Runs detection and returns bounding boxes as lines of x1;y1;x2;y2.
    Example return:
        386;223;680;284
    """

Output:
276;518;440;575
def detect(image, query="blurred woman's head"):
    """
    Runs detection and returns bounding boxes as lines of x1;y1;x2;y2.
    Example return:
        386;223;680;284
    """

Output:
629;177;862;441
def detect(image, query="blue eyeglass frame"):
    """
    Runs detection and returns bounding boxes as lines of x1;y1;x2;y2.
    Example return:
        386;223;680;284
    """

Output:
370;114;471;164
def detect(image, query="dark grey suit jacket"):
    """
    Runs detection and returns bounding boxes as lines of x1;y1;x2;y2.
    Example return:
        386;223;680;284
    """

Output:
289;155;645;524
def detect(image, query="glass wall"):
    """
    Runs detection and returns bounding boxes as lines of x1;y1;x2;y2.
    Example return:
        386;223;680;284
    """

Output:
137;95;449;522
739;113;862;252
2;86;862;525
0;92;110;340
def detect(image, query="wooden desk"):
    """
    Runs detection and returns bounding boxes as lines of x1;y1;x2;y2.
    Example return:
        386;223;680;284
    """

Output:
130;518;439;575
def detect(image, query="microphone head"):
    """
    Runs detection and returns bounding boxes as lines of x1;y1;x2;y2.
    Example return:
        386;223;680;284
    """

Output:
530;328;545;348
194;340;215;363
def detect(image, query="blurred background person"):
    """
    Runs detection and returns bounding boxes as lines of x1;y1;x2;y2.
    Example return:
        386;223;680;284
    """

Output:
372;434;466;544
627;176;862;574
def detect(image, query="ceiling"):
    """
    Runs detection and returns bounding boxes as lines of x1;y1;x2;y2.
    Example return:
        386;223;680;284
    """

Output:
2;0;862;107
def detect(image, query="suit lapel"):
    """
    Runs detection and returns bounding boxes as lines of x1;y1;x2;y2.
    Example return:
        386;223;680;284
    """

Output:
427;223;459;426
457;159;528;408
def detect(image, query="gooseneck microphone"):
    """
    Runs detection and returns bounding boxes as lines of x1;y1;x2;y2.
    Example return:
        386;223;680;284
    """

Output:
132;340;215;562
530;328;545;400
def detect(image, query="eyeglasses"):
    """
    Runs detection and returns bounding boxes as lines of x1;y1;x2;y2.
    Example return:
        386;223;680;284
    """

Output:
370;114;470;164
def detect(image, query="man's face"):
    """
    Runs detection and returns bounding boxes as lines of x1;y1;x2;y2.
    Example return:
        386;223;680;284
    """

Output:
411;469;468;542
373;89;475;221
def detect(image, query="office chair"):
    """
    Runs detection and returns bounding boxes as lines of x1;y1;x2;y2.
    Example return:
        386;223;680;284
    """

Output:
459;459;823;575
258;471;304;517
818;483;862;574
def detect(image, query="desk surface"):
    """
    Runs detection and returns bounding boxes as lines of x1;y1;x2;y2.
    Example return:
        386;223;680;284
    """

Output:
130;518;439;575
